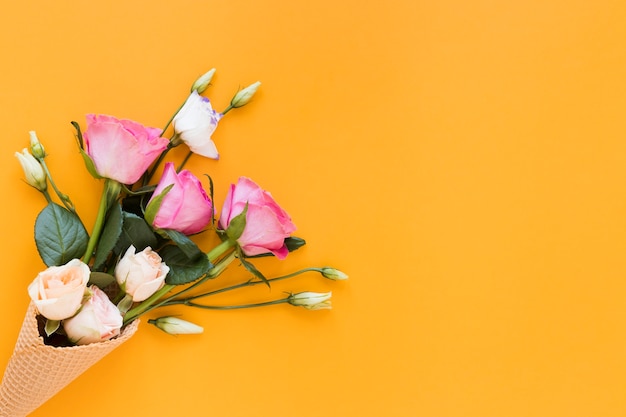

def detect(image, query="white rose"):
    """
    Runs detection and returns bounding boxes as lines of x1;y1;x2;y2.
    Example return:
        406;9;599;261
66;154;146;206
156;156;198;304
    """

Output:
115;246;169;302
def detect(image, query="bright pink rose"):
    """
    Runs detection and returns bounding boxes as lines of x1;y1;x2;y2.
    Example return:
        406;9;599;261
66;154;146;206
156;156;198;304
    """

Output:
84;114;169;184
27;259;90;321
62;285;123;345
149;162;213;235
219;177;296;259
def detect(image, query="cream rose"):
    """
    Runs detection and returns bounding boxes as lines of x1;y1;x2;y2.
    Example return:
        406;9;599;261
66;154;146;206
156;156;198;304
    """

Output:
63;285;123;345
27;259;90;321
115;246;169;302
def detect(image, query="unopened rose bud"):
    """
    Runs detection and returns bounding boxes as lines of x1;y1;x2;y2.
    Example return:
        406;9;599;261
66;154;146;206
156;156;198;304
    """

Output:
288;291;332;310
148;316;204;335
15;148;47;191
29;131;46;159
321;267;348;281
191;68;216;94
230;81;261;108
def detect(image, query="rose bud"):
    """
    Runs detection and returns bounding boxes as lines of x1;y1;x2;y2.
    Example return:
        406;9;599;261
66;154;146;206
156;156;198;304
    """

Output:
190;68;216;93
230;81;261;108
115;245;169;302
148;316;204;335
288;292;332;310
15;148;47;191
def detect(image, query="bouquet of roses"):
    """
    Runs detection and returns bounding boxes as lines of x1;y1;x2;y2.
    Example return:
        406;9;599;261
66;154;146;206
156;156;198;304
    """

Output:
0;69;347;417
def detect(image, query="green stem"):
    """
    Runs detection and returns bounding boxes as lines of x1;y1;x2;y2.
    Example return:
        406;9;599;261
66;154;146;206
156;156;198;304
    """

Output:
180;298;289;310
177;150;193;172
123;240;237;325
207;239;235;263
169;267;323;304
39;158;76;214
42;189;53;204
144;143;175;185
161;101;186;136
82;179;120;264
221;105;233;115
123;284;175;324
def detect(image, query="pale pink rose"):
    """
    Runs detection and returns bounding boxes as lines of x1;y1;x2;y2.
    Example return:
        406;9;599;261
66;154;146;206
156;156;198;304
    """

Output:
148;162;213;235
219;177;296;259
63;285;123;345
172;91;222;159
27;259;90;321
84;114;169;184
115;245;169;302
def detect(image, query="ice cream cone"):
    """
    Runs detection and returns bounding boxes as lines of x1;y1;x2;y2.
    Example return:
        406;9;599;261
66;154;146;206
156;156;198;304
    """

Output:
0;302;139;417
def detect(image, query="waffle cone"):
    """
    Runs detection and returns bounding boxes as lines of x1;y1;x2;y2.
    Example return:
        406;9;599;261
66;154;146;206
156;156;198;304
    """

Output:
0;302;139;417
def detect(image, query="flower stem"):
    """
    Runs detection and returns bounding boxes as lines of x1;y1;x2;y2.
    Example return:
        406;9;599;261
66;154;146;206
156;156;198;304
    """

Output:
39;158;76;214
179;298;289;310
122;240;237;325
207;239;235;263
167;267;324;305
82;179;120;264
177;151;193;172
123;284;175;324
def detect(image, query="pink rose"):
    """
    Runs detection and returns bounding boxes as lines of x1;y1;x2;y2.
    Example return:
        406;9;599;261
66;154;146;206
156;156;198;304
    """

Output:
115;245;169;302
27;259;90;321
84;114;169;184
62;285;123;345
172;91;222;159
148;162;213;235
219;177;296;259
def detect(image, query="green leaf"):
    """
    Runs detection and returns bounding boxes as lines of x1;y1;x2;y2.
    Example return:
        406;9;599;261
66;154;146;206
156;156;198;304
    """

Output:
115;212;158;254
162;229;204;260
161;245;213;285
237;248;269;287
35;203;89;266
44;319;60;337
285;236;306;252
204;174;216;226
88;272;116;289
226;203;248;241
77;148;102;180
71;121;84;149
93;203;124;269
144;184;174;226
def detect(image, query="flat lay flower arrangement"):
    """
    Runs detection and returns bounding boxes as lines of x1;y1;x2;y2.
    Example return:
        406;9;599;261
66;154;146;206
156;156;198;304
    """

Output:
0;69;347;417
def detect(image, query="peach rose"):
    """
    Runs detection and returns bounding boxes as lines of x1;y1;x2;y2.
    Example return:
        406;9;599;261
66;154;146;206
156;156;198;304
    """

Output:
27;259;90;321
63;285;123;345
115;245;169;302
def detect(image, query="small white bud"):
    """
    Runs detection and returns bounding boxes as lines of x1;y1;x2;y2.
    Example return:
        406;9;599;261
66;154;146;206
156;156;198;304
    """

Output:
191;68;216;94
15;148;47;191
149;316;204;335
29;131;46;159
230;81;261;108
288;291;332;310
321;268;349;281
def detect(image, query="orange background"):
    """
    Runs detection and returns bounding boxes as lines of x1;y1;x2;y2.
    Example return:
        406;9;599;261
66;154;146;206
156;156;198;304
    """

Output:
1;1;626;416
